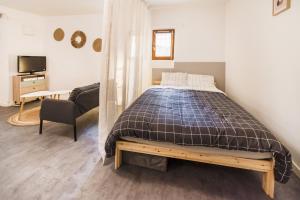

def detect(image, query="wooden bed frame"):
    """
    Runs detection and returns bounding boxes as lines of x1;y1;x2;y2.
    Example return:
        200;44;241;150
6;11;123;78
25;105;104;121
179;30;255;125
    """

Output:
115;141;275;199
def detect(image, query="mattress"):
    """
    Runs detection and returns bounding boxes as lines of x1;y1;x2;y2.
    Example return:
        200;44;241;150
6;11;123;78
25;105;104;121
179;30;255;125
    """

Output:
121;136;273;160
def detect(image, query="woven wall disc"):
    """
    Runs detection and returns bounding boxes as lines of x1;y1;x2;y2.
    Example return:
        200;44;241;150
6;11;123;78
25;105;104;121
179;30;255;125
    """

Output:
71;31;86;49
53;28;65;41
93;38;102;52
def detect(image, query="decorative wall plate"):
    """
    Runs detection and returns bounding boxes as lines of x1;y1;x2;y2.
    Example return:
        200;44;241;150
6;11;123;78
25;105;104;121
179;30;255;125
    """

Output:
71;31;87;49
93;38;102;52
273;0;291;16
53;28;65;41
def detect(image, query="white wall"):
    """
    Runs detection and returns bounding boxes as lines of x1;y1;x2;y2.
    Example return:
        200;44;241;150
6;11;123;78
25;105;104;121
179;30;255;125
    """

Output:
0;5;45;106
151;0;226;67
45;14;102;91
226;0;300;169
0;14;7;106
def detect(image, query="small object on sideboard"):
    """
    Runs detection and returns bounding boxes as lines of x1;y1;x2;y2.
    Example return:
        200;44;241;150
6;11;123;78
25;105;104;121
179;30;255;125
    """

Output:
13;74;48;105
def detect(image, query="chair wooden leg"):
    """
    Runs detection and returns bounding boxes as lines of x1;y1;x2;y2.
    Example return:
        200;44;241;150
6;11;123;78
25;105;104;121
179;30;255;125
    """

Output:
115;144;122;169
262;169;275;199
73;123;77;142
39;120;43;135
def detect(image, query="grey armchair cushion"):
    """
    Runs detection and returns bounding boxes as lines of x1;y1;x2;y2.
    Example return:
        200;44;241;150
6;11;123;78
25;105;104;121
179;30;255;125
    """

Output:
69;83;100;102
75;87;99;114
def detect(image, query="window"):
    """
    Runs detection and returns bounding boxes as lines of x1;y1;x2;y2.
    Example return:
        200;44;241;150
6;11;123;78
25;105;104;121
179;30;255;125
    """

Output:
152;29;175;60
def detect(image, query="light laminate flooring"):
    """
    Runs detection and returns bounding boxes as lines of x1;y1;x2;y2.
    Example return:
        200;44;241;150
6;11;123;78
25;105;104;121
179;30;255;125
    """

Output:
0;104;299;200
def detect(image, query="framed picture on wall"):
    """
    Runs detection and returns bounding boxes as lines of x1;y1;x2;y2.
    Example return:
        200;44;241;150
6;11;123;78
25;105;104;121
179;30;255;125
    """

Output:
273;0;291;16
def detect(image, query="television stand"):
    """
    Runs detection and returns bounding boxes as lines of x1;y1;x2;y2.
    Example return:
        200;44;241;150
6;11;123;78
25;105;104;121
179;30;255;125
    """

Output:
13;74;48;105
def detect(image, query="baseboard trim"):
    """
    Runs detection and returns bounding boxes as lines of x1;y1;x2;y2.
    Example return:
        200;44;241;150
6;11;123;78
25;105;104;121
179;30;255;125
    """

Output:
0;102;11;107
0;104;14;107
293;161;300;178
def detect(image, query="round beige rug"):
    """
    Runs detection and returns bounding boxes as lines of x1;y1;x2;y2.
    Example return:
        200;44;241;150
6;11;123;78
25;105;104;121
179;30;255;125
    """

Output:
8;107;42;126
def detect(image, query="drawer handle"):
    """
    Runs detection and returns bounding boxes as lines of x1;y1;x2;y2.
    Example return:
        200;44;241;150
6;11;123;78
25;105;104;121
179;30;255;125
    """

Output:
33;87;36;90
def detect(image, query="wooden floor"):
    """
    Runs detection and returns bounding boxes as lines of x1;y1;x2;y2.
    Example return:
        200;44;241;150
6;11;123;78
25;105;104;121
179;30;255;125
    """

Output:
0;104;300;200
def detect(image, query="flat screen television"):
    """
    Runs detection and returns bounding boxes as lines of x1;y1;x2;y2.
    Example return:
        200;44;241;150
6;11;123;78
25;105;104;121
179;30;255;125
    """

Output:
18;56;46;74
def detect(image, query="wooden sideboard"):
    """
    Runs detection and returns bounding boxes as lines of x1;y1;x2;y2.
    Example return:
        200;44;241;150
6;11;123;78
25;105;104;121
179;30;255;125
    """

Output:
13;74;48;105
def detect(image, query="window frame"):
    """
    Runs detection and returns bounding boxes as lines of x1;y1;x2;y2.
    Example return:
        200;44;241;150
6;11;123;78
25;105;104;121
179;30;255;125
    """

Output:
152;29;175;60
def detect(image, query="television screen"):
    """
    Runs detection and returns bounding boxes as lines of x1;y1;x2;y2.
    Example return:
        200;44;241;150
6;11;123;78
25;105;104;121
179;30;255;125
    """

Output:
18;56;46;73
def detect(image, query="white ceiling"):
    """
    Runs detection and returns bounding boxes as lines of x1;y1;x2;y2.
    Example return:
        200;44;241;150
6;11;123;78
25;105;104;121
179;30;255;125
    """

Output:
146;0;227;7
0;0;226;16
146;0;198;7
0;0;104;16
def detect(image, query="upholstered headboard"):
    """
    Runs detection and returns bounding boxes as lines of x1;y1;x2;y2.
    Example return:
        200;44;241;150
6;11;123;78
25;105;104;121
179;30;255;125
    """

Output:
152;62;226;92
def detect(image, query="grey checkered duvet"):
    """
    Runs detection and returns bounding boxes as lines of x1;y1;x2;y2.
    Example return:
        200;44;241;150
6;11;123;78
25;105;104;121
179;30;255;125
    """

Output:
105;88;292;183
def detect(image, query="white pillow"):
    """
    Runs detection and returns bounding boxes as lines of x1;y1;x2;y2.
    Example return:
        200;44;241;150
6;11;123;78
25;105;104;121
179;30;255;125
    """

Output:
161;72;187;86
187;74;215;89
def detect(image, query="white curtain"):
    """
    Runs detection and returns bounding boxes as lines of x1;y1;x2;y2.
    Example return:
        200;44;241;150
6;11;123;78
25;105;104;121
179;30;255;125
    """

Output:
99;0;152;160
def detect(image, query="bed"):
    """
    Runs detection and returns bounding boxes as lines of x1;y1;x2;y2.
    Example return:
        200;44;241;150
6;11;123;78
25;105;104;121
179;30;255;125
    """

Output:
105;72;292;199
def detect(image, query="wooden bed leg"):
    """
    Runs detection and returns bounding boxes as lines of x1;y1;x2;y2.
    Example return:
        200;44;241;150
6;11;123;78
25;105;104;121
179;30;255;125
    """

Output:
115;145;122;170
262;168;275;199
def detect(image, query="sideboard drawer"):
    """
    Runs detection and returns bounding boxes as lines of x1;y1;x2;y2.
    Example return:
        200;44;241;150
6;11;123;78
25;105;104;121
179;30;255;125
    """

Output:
20;79;46;88
21;84;48;95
